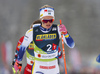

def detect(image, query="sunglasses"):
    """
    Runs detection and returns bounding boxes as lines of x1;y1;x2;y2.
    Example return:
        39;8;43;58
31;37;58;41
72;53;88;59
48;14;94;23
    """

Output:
42;19;54;23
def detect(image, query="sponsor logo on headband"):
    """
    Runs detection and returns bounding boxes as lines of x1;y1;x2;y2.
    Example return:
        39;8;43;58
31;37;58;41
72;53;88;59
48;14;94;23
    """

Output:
40;14;43;17
44;9;53;12
48;13;51;15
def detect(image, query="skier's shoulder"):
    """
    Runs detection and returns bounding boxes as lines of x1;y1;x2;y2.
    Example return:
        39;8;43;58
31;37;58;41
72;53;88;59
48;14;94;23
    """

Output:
25;28;33;36
52;24;59;27
25;24;41;36
52;24;57;26
52;24;60;31
33;23;41;28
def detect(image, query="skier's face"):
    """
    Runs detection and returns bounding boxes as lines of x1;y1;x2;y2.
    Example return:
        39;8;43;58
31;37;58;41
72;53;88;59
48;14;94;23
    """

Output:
41;16;54;29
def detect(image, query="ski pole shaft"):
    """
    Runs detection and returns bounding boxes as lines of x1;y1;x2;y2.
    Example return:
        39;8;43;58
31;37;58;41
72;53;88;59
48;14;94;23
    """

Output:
12;67;21;74
18;70;21;74
60;19;68;74
12;67;16;74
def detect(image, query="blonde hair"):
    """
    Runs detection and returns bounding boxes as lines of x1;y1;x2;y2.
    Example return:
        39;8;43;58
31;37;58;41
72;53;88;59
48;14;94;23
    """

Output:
40;5;54;9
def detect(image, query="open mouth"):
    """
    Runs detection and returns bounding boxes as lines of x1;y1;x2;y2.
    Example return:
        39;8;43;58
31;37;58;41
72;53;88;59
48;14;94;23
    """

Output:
46;25;50;27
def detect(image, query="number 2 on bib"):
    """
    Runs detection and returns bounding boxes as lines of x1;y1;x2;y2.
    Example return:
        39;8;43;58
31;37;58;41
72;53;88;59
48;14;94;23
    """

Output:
47;44;52;51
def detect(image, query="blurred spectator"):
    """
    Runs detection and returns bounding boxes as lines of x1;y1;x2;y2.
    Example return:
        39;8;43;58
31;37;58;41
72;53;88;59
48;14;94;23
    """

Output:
0;41;13;74
58;57;65;74
68;47;82;73
68;48;100;74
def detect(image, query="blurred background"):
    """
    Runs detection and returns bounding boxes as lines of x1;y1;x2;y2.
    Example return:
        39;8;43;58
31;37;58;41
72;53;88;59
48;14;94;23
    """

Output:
0;0;100;74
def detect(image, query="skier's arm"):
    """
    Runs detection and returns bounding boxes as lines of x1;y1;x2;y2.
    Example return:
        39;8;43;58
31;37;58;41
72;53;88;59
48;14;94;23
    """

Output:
63;32;75;48
12;36;24;66
58;24;75;48
13;27;36;73
17;29;33;61
16;24;40;62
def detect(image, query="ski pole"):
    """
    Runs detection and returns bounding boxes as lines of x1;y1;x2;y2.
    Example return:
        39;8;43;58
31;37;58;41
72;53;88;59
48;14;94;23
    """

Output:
60;19;68;74
18;70;21;74
12;67;21;74
12;67;16;74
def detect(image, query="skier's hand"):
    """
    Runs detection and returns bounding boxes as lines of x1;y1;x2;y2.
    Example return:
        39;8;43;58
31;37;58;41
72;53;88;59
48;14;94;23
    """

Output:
59;24;67;35
11;61;16;73
14;60;22;73
96;54;100;63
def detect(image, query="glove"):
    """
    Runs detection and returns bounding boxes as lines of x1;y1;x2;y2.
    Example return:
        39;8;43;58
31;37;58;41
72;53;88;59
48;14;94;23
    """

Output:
11;61;16;73
14;60;22;72
59;24;67;35
96;54;100;63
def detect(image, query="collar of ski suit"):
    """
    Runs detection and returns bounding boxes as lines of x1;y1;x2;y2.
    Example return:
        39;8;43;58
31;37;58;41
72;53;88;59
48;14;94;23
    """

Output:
39;25;52;32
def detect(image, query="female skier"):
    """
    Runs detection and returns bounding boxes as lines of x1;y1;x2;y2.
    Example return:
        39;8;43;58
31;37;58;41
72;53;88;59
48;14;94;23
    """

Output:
12;20;63;74
14;5;75;74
